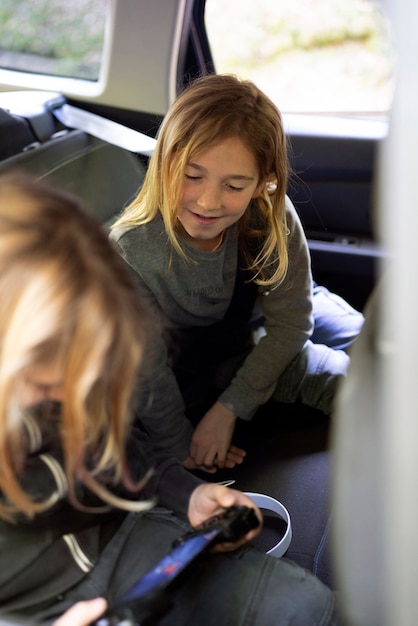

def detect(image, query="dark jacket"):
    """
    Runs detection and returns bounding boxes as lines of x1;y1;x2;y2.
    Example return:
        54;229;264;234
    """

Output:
0;402;203;614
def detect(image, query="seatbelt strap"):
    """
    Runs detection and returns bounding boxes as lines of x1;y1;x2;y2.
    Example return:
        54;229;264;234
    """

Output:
52;103;157;156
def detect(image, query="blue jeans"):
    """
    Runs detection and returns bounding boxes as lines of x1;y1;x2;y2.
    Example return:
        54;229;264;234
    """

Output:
265;285;363;414
32;507;343;625
311;284;364;352
272;339;350;415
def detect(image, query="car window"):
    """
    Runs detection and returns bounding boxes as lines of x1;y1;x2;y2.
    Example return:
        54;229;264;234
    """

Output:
205;0;393;115
0;0;107;81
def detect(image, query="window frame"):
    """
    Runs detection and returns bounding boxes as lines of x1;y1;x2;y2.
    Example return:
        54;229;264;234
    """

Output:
0;0;191;115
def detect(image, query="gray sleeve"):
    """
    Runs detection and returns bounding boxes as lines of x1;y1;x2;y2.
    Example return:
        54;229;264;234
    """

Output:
132;332;194;462
128;430;204;518
218;197;314;419
111;231;194;462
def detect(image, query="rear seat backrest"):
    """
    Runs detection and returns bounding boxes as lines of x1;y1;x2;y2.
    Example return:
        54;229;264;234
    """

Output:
0;92;147;227
0;108;37;160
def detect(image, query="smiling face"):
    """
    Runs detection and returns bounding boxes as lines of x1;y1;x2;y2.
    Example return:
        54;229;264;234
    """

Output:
177;136;265;251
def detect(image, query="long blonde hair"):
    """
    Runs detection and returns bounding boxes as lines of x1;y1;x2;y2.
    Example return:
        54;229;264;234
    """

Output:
0;174;151;519
111;74;289;287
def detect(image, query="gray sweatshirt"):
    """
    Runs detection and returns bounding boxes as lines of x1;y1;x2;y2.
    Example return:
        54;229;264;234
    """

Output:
111;196;313;461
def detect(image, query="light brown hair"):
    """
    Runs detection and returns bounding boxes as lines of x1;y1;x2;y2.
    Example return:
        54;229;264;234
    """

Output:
112;74;289;286
0;174;150;519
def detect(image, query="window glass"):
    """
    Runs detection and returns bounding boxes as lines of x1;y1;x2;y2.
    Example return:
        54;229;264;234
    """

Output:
0;0;107;81
205;0;393;114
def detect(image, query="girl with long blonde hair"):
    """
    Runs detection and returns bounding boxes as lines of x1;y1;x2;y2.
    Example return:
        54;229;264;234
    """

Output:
111;73;359;472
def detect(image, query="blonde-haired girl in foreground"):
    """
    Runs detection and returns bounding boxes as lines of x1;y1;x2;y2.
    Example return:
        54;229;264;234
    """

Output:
0;175;340;625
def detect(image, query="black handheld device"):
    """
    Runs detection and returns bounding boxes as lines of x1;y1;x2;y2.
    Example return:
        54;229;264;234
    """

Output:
91;505;259;626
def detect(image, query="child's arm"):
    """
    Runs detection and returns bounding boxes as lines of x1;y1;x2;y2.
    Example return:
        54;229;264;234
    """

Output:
189;400;238;468
183;444;246;471
217;198;314;421
135;333;245;472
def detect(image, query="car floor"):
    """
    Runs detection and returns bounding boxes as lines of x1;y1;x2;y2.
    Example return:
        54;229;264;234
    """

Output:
193;402;335;588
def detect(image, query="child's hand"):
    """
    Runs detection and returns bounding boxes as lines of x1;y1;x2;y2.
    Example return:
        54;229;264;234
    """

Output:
183;443;246;473
53;598;107;626
187;483;262;552
190;401;244;468
182;456;218;473
223;444;247;467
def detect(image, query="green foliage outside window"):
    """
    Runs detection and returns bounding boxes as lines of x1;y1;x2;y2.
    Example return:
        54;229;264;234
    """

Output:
0;0;106;80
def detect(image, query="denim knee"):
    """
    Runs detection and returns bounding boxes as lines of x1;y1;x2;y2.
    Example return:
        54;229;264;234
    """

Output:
312;285;365;352
273;341;350;414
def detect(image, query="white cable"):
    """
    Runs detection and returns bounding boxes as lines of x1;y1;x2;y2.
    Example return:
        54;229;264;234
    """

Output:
245;492;292;558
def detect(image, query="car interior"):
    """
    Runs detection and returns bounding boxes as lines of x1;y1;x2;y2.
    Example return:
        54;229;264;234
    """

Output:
1;0;412;623
0;87;337;582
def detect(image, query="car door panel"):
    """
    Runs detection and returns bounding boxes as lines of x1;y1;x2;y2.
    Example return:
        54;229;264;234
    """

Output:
286;124;386;309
